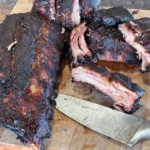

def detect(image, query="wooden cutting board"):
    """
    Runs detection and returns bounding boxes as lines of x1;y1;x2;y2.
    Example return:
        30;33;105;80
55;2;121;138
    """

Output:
0;0;150;150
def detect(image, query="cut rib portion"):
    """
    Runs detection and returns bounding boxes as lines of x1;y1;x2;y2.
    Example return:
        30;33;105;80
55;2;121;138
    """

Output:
0;12;65;150
72;65;145;113
91;6;134;27
70;23;140;67
88;26;140;66
119;18;150;71
70;23;96;67
80;0;101;20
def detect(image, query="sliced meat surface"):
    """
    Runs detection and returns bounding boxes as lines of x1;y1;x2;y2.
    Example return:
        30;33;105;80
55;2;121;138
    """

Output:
80;0;101;20
90;6;134;27
0;12;65;150
88;25;140;66
72;65;145;113
70;23;96;67
119;17;150;71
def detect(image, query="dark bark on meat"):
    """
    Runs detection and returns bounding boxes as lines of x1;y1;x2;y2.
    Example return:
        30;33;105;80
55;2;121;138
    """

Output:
119;17;150;71
32;0;56;20
0;12;65;150
134;18;150;31
56;0;81;28
88;25;140;66
0;14;20;93
80;0;101;21
32;0;102;28
72;65;145;113
90;6;134;27
32;0;81;28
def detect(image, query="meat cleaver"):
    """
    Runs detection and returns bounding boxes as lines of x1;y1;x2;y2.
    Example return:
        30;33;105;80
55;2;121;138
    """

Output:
55;94;150;146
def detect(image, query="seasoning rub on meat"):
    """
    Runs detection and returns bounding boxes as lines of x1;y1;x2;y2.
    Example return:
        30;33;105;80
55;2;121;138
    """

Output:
0;12;65;150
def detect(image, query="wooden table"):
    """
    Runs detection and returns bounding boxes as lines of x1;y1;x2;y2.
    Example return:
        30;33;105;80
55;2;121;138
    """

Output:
0;0;150;150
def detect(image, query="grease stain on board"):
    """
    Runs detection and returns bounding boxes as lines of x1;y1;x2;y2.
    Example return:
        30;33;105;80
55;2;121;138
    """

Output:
81;144;96;150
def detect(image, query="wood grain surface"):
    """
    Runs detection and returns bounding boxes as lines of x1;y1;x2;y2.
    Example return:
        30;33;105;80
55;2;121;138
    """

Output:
0;0;150;150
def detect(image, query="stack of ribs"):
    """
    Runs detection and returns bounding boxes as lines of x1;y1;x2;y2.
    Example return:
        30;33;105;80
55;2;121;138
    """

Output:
70;6;145;113
70;6;142;67
0;0;148;149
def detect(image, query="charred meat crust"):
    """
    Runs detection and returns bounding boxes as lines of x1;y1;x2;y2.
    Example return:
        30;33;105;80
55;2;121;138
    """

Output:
111;73;145;98
0;14;20;89
84;65;111;78
92;6;134;27
72;65;145;113
32;0;81;28
134;18;150;32
87;26;140;66
80;0;101;20
0;12;64;150
32;0;102;28
32;0;56;20
56;0;81;28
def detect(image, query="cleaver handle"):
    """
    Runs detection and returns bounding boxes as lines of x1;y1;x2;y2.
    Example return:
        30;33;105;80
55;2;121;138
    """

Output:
127;121;150;146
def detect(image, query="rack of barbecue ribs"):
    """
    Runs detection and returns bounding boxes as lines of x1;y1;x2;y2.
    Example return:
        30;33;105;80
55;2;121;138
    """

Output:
0;12;65;149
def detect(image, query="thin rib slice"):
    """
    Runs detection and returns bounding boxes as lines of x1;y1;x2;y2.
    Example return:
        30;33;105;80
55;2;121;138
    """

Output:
70;23;96;67
72;65;145;113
